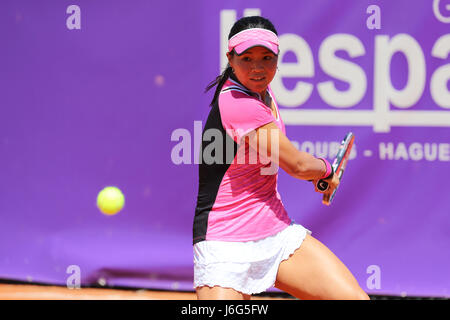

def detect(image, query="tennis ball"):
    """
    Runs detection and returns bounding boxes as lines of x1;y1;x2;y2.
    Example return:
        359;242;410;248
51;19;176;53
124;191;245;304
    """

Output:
96;186;125;215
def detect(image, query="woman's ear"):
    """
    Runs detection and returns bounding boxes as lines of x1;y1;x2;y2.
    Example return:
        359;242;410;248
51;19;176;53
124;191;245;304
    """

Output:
226;52;233;68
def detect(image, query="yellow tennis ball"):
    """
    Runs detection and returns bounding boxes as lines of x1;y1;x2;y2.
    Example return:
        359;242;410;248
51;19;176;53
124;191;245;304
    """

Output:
96;186;125;215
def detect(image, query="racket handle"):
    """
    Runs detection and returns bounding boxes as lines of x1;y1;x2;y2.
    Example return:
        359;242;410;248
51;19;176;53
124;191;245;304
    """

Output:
323;186;338;205
316;179;329;192
329;188;338;202
322;168;345;204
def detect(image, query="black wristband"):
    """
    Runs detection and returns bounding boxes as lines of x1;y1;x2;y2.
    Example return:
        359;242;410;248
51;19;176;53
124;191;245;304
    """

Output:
324;166;334;180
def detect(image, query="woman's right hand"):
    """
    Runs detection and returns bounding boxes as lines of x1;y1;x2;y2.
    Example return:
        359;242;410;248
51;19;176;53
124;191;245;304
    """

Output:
312;173;340;196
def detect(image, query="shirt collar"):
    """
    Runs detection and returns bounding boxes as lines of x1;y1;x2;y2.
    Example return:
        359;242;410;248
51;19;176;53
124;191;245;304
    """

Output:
227;75;268;101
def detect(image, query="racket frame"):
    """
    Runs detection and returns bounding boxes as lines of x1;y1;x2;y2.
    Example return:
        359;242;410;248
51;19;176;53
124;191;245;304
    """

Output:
320;132;355;205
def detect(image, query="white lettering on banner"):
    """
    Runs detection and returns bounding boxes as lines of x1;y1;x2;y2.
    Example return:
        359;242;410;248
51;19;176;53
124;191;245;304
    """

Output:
220;9;450;133
379;142;450;161
433;0;450;23
317;34;367;108
271;34;315;107
431;34;450;108
291;140;449;161
292;140;355;160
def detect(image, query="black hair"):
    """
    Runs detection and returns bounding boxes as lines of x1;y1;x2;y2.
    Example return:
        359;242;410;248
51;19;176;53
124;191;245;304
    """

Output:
205;16;278;107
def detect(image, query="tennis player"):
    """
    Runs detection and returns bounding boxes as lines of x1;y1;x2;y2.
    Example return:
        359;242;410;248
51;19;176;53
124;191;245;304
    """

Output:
193;16;370;300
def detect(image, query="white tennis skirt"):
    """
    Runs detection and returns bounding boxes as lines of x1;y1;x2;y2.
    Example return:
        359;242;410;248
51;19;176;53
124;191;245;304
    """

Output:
193;223;311;295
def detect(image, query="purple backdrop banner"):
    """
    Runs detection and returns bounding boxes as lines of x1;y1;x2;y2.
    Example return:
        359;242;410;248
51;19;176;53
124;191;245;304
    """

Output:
1;0;449;298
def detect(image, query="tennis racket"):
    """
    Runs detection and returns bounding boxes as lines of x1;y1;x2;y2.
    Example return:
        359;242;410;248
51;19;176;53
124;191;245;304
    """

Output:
317;132;355;206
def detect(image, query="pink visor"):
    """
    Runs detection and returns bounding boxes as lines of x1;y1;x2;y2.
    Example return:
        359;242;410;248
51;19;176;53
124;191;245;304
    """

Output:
228;28;279;55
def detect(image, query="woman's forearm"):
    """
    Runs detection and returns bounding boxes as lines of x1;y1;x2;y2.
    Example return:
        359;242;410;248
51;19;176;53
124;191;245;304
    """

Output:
287;151;327;181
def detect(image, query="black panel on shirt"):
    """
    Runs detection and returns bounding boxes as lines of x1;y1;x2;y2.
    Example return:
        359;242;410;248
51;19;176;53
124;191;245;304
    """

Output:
192;99;239;244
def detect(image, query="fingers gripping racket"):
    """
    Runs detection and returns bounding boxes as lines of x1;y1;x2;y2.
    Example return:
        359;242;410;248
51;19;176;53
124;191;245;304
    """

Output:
317;132;355;206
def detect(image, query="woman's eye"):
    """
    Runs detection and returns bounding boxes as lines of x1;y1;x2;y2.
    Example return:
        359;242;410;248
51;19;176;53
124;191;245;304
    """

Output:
242;57;251;62
264;56;272;60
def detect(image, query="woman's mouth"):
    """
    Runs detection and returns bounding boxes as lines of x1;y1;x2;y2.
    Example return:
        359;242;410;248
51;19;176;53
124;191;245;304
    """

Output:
250;76;266;82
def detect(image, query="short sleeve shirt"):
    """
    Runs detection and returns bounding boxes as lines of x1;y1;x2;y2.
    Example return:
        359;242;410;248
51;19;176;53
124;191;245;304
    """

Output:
193;78;291;244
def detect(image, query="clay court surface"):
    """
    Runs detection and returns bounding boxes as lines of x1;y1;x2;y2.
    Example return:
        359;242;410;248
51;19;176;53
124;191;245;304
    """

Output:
0;283;294;300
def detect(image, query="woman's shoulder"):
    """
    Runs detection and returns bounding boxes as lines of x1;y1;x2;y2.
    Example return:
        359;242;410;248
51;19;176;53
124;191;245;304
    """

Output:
220;80;255;98
219;80;265;108
219;92;270;125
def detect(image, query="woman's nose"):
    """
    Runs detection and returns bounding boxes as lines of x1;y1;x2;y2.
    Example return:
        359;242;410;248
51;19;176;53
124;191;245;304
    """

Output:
251;62;264;71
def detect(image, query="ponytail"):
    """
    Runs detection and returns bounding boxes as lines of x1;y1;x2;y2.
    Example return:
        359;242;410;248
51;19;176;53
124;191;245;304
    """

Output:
205;64;233;107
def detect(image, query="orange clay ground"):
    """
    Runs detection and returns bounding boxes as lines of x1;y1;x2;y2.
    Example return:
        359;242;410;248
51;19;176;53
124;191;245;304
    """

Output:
0;283;294;300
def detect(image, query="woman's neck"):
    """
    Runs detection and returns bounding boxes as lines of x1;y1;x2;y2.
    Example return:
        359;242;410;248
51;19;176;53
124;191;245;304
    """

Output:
260;90;267;102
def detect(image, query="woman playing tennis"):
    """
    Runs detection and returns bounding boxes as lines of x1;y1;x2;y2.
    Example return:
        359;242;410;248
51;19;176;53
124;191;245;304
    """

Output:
193;16;369;300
